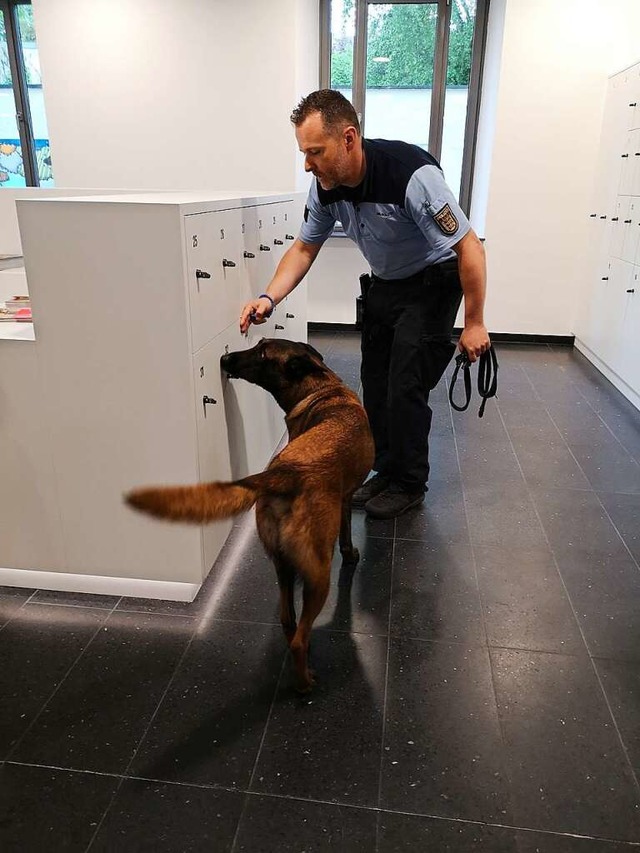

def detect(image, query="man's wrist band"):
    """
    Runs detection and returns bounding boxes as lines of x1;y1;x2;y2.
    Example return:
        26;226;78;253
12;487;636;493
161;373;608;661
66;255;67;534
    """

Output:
259;293;276;317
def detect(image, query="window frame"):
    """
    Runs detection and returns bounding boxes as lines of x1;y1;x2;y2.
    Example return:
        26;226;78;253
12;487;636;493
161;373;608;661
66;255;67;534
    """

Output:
318;0;490;215
1;0;39;186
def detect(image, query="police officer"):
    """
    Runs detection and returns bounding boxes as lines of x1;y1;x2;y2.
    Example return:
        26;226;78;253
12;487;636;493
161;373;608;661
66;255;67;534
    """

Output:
240;89;490;520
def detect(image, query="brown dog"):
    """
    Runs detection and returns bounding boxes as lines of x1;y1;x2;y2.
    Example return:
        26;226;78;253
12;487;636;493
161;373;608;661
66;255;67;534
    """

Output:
125;339;374;692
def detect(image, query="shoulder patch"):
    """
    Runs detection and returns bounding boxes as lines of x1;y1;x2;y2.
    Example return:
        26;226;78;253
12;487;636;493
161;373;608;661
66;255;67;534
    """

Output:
433;203;459;236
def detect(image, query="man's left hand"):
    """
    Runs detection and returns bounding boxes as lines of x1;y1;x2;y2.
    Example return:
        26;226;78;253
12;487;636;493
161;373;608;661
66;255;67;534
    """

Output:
459;324;491;363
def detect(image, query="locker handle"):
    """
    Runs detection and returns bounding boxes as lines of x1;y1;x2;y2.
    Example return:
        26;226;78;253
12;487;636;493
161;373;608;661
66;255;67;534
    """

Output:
243;251;255;259
285;234;295;240
621;153;629;158
222;259;236;268
196;269;211;279
203;395;217;416
635;153;640;156
624;219;632;223
274;324;285;330
627;289;635;293
601;277;609;280
259;244;271;251
589;213;597;217
611;217;619;221
600;215;607;219
285;313;295;319
630;102;638;107
273;239;283;245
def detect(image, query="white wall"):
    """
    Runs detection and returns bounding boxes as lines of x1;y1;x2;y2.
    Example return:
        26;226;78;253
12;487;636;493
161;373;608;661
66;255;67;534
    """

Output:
480;0;640;336
32;0;318;192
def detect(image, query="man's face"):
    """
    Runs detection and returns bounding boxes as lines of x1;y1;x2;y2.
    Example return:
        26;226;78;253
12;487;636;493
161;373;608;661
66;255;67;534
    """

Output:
295;112;352;191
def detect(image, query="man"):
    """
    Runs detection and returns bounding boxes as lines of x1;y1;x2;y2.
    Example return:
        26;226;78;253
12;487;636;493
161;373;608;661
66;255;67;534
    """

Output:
240;89;490;520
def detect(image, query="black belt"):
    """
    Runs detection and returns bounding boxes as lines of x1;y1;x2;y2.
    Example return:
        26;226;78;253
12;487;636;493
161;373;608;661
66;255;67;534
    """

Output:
449;346;499;418
372;258;459;287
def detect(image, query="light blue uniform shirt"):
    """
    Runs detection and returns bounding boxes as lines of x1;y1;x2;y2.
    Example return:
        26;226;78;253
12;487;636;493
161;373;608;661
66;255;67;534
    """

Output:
299;138;470;280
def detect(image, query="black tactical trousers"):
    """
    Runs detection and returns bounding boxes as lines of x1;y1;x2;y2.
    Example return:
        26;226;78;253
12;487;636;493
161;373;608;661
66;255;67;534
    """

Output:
360;262;463;492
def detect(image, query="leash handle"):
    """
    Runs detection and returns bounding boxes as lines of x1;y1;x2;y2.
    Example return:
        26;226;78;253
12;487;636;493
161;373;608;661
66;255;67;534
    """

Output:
448;346;499;417
449;352;472;412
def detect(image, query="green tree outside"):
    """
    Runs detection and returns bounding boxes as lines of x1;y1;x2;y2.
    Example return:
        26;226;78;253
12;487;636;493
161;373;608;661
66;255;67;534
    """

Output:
331;0;475;89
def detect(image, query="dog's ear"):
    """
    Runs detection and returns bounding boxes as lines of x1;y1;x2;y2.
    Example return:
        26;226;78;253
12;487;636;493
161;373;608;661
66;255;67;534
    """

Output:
284;352;325;381
302;343;324;363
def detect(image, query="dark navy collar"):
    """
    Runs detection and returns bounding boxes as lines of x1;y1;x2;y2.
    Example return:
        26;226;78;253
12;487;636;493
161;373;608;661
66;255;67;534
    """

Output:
316;138;441;208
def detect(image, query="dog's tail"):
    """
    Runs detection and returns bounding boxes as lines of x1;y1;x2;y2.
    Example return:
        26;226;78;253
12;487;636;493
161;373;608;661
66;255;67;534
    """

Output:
125;466;297;524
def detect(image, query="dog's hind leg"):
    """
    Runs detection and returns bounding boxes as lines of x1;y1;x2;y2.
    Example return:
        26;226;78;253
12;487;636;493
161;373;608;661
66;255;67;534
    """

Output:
290;569;330;693
274;559;297;646
339;497;360;567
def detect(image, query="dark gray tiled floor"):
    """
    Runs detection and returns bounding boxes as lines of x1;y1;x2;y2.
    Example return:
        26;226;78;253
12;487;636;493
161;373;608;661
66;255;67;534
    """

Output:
1;333;640;851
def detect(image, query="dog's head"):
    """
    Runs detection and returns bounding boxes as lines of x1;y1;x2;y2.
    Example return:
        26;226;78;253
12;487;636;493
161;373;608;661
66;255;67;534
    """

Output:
221;338;326;398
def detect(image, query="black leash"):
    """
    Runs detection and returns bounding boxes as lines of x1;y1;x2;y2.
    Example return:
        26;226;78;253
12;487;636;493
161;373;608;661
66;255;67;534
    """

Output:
448;346;499;418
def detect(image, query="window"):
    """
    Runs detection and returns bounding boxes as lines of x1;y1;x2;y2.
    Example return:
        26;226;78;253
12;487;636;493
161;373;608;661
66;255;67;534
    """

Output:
320;0;489;213
0;0;53;187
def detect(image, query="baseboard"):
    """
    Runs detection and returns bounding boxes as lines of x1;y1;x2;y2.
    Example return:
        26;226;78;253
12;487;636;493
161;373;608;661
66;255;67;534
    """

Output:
308;322;575;347
0;567;200;602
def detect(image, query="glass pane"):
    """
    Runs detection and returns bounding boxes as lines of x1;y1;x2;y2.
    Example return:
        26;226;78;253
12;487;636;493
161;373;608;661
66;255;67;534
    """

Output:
16;3;54;186
331;0;355;104
364;3;437;148
0;9;27;188
440;0;477;198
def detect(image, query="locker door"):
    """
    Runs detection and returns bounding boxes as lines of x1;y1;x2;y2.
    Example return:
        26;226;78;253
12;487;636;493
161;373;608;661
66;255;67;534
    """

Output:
192;329;234;576
622;199;640;264
620;268;640;390
608;198;627;260
185;209;246;352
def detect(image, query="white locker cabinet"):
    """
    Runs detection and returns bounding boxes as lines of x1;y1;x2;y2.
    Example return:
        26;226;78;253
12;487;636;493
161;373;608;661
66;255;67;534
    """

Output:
5;190;306;600
575;63;640;410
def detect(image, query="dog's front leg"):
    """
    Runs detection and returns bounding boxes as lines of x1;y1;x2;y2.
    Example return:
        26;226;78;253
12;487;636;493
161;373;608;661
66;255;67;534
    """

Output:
338;497;360;567
274;560;297;645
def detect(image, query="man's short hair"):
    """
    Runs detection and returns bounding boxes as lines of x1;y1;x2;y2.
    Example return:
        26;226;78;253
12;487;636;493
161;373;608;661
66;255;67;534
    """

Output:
290;89;361;136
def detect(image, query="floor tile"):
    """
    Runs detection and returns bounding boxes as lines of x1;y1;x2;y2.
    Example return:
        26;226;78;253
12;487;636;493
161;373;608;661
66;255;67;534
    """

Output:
314;535;393;636
476;545;585;654
493;652;640;840
463;482;548;549
128;622;285;789
490;649;614;729
380;637;512;823
0;604;108;759
597;491;640;564
457;435;526;484
530;488;625;554
31;590;120;609
378;811;518;851
509;429;592;490
395;477;470;547
11;611;194;773
0;763;118;853
390;541;484;644
500;716;640;841
89;778;244;852
251;631;386;807
234;794;377;852
0;585;35;628
552;545;640;661
594;657;640;768
569;442;640;495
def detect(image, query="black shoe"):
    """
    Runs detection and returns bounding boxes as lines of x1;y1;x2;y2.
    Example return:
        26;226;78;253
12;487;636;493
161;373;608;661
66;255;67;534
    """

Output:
364;484;425;519
352;473;390;508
